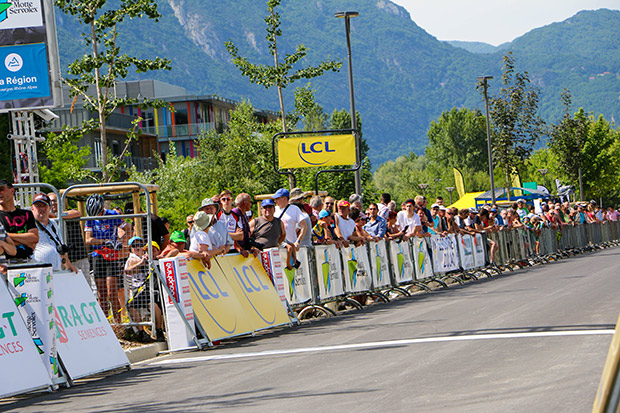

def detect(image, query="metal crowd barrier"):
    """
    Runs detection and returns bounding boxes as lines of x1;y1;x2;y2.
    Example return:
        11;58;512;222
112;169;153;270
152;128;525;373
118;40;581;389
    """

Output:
280;221;620;318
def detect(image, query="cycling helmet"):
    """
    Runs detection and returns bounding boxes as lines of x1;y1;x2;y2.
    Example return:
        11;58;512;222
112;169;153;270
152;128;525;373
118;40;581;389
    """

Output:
86;194;105;216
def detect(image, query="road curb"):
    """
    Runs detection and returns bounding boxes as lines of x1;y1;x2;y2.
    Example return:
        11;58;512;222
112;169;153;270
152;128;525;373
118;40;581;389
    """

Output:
125;342;168;364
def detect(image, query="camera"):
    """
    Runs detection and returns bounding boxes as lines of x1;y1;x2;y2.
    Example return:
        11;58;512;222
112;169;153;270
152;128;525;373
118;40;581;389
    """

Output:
247;238;266;251
56;244;71;255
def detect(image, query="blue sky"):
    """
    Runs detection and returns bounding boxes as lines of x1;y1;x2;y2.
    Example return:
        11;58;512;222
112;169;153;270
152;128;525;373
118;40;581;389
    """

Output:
391;0;620;45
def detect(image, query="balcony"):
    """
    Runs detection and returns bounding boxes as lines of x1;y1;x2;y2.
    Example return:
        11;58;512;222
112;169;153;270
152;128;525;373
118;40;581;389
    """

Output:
141;122;216;140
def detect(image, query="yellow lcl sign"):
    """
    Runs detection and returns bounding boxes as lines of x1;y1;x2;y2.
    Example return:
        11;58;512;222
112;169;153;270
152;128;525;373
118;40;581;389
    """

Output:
278;134;356;168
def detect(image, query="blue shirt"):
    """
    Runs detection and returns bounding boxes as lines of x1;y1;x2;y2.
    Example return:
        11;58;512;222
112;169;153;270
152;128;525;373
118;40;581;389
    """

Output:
363;216;387;238
85;210;123;255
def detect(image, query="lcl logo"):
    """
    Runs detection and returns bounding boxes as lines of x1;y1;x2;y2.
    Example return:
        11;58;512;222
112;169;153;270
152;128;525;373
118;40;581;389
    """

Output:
298;141;336;165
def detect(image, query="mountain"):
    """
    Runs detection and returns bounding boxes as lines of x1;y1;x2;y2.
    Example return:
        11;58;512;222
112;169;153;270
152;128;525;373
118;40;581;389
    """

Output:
53;3;620;168
445;40;499;54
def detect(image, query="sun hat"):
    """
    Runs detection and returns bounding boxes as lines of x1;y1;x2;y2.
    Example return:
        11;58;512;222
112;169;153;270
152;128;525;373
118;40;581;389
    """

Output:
193;211;214;231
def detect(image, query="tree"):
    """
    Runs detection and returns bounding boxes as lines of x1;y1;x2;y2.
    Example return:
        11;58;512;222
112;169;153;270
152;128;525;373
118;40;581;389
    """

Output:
548;90;590;200
292;83;329;132
425;107;488;172
225;0;341;133
487;52;545;196
39;130;93;188
581;115;619;200
55;0;172;182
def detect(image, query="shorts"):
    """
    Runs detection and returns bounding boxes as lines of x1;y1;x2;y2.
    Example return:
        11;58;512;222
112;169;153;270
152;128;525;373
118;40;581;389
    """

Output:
92;254;123;279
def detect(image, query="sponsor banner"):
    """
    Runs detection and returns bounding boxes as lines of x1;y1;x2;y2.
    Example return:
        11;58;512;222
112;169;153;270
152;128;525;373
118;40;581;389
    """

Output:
341;245;372;294
186;259;254;341
430;234;460;273
458;234;475;270
260;248;289;310
389;240;414;284
278;247;312;306
217;255;290;330
0;277;52;398
473;233;486;268
412;238;434;280
7;264;57;380
314;244;344;300
369;240;391;289
0;0;44;29
53;270;129;380
0;43;50;101
278;134;356;168
159;257;195;351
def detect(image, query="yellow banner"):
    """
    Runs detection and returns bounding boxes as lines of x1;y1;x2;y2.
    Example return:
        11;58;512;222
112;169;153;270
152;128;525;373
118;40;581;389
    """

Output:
453;167;465;199
186;259;254;340
218;255;291;329
278;134;356;168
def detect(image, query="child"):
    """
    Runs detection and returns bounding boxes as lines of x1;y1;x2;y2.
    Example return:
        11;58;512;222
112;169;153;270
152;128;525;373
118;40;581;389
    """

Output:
312;210;335;245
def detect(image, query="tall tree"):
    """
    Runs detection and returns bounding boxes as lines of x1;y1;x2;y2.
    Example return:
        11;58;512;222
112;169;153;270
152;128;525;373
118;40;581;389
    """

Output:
55;0;171;182
487;52;545;196
425;107;488;172
548;90;590;200
225;0;342;133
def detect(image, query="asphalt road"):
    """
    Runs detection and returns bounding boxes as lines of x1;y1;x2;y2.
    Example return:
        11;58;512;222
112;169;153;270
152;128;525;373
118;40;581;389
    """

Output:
5;247;620;412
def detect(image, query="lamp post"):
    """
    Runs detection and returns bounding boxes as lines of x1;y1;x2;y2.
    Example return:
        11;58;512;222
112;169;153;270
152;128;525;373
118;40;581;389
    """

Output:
335;11;361;196
434;178;442;197
538;168;548;191
478;75;495;206
445;187;455;205
418;183;429;197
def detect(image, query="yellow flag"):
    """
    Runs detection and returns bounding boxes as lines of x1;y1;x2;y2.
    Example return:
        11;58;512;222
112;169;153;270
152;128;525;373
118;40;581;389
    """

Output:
511;169;522;197
453;168;465;198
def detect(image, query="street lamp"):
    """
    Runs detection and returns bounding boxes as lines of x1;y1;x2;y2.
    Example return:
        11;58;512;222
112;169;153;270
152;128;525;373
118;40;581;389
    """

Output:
418;183;429;197
478;75;495;206
538;168;548;190
445;187;455;205
434;178;442;196
335;11;361;196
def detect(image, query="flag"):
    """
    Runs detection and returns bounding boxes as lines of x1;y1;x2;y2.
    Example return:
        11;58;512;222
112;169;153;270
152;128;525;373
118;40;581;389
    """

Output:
453;168;465;199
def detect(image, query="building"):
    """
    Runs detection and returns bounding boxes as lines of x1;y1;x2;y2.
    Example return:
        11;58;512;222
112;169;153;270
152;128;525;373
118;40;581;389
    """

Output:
43;79;279;173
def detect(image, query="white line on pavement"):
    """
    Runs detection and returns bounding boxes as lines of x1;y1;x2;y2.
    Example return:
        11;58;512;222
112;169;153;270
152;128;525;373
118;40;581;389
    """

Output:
152;329;615;366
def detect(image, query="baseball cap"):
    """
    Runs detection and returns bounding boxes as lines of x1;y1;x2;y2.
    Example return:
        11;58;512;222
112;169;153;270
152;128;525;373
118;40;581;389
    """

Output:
319;209;330;219
0;179;12;188
272;188;289;199
468;207;478;213
337;200;350;208
170;230;186;243
439;206;448;211
261;199;275;207
517;199;525;203
32;193;51;206
145;241;160;251
128;236;145;247
431;203;440;209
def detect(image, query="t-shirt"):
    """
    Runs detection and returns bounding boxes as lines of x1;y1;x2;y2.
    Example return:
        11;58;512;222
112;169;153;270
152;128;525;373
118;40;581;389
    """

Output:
189;229;212;252
141;215;169;247
378;203;390;220
338;215;356;240
218;210;240;233
208;220;233;250
298;211;313;247
275;204;305;244
396;211;421;235
0;208;37;259
85;209;123;257
33;219;62;270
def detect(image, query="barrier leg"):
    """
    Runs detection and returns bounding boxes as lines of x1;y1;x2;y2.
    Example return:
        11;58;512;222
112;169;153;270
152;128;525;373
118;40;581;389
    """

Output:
367;291;390;303
298;305;336;319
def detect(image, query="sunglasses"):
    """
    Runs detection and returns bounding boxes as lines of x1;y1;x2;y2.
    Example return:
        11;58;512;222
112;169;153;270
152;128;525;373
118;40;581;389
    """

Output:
325;202;334;205
187;220;194;224
220;197;232;201
263;205;274;209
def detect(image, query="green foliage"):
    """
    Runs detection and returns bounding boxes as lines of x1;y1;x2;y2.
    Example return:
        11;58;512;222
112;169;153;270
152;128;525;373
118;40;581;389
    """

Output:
39;130;93;188
55;0;172;181
292;83;329;131
425;107;489;172
225;0;341;130
487;53;545;188
581;115;620;200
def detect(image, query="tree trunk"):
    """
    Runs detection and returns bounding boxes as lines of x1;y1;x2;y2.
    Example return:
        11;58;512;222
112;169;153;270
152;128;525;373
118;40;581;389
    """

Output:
91;19;108;182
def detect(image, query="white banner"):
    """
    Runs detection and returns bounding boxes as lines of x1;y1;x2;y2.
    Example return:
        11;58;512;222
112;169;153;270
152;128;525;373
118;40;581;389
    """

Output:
473;233;486;268
341;245;372;293
369;240;391;289
159;257;196;351
314;244;344;300
389;240;414;284
260;248;288;311
431;234;459;273
412;238;434;280
0;277;52;398
458;234;475;270
54;270;129;380
7;264;58;380
279;247;313;305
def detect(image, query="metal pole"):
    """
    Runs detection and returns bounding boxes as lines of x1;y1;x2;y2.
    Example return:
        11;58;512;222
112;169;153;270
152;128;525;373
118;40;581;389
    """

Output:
479;76;495;206
338;12;361;196
446;187;455;205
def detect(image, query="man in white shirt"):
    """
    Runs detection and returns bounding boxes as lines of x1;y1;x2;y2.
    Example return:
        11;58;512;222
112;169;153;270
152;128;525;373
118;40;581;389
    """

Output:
396;198;423;239
273;188;308;250
198;197;233;256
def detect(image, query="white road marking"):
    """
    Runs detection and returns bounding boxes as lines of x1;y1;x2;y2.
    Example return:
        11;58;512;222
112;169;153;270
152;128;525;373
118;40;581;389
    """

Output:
152;329;615;366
